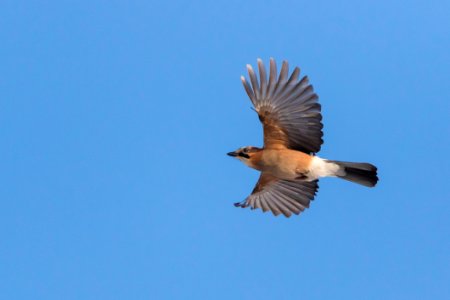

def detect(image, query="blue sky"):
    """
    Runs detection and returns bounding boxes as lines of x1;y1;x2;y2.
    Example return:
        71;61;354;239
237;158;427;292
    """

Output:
1;1;449;299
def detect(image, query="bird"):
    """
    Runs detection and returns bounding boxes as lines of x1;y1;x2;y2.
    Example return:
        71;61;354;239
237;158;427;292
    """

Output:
227;58;378;217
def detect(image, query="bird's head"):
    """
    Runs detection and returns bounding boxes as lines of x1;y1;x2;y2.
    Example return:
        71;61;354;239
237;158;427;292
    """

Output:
227;146;262;167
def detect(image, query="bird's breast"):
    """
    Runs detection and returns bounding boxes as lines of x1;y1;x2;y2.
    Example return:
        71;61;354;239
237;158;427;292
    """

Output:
259;149;313;180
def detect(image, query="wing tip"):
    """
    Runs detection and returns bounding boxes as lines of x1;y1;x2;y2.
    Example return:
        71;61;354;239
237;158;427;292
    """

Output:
257;58;265;73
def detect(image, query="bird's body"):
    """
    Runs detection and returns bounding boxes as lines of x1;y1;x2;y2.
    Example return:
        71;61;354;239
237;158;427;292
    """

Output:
241;148;312;180
228;58;378;217
233;147;352;182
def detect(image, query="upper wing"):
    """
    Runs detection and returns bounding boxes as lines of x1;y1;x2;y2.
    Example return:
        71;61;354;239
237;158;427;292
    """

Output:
235;173;319;218
241;58;323;154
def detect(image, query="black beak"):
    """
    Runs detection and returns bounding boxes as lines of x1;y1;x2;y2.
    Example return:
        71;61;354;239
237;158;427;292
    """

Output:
227;151;238;157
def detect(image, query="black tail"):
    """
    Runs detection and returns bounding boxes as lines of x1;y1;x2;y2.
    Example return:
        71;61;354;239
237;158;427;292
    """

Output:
329;160;378;187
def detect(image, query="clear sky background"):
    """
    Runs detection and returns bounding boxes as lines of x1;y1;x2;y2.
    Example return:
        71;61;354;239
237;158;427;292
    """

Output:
1;1;449;299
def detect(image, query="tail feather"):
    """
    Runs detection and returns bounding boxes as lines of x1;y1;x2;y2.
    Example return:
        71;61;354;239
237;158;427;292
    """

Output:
329;160;378;187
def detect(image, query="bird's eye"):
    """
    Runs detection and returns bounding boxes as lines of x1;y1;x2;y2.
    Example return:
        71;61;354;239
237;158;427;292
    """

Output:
242;148;248;153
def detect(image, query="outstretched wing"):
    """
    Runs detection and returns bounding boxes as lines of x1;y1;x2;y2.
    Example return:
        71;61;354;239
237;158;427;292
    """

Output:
241;58;323;154
235;173;319;218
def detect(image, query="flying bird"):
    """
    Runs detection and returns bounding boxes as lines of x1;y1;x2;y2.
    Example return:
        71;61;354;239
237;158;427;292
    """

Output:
228;58;378;217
